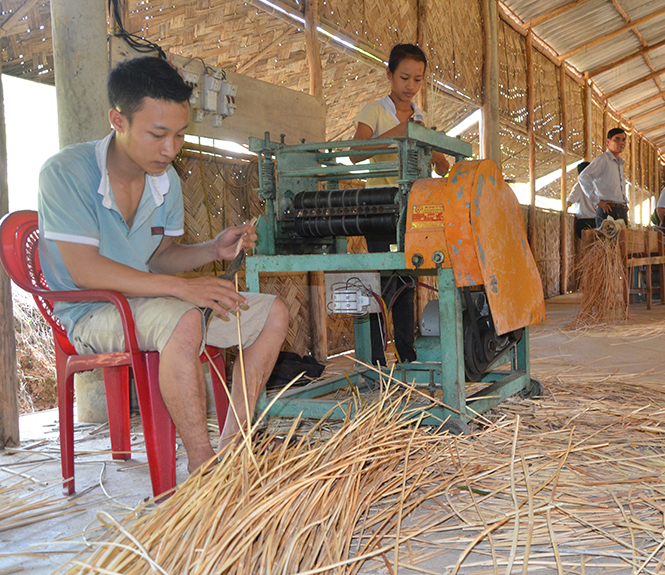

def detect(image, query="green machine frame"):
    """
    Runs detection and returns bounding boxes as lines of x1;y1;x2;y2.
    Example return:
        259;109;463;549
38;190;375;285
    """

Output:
246;123;537;429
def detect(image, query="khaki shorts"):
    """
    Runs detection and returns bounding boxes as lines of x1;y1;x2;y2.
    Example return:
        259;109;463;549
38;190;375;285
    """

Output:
69;293;277;355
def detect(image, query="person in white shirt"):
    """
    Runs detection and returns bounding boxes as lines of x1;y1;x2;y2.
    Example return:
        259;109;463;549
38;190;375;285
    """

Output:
566;161;595;239
578;128;628;227
350;44;448;366
651;186;665;233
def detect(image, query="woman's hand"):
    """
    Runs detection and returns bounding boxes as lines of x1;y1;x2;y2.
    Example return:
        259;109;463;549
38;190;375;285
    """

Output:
432;151;450;176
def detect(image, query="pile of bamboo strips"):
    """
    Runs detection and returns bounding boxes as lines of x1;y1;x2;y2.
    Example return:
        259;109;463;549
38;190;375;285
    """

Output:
58;364;665;575
61;385;465;574
0;472;79;534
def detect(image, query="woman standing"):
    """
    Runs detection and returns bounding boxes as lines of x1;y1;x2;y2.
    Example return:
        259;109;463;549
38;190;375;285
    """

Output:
352;44;448;365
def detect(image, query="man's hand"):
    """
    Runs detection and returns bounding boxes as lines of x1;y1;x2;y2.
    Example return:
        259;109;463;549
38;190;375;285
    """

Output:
213;221;257;261
56;241;245;316
174;275;247;317
597;200;612;214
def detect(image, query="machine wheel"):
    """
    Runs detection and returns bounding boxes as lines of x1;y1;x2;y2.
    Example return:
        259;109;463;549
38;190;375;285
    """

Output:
443;418;470;436
519;378;544;399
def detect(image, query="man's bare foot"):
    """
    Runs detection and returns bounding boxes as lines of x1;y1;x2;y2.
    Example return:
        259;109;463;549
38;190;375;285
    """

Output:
187;446;218;475
216;431;243;461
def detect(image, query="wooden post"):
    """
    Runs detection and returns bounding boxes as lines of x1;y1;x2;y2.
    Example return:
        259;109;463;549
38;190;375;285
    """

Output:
602;102;608;141
304;0;323;99
416;0;428;115
526;31;537;248
631;126;637;224
51;0;108;148
559;64;569;294
481;0;501;165
653;146;660;197
654;144;658;202
308;271;328;362
0;66;19;449
584;76;593;162
304;0;326;359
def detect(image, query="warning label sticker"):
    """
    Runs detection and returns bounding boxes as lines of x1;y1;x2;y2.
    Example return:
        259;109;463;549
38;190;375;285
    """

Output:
411;204;445;229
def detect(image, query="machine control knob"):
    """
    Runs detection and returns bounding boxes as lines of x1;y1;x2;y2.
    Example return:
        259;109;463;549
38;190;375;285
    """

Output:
432;251;445;265
411;253;424;268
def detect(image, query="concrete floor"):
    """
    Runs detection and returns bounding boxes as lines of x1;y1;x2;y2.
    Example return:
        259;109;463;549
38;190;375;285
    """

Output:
2;296;665;574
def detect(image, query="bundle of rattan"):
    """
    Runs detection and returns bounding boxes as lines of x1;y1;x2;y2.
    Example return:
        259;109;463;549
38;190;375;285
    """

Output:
63;386;464;575
572;232;627;327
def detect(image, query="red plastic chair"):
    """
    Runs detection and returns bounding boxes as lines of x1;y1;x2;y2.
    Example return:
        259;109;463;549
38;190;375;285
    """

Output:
0;210;229;498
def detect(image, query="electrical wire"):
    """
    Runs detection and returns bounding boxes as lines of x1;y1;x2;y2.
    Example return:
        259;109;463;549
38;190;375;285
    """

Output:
108;0;166;59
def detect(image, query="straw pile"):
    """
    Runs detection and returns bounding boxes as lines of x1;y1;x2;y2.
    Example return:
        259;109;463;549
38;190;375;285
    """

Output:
572;232;627;327
0;473;78;534
61;384;464;574
57;360;665;575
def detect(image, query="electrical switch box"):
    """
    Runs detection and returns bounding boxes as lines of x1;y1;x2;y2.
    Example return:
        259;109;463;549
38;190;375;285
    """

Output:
324;272;381;315
181;69;199;86
200;74;222;112
217;81;238;117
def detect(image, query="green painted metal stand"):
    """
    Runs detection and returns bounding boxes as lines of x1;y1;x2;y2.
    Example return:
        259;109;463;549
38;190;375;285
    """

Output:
248;253;534;427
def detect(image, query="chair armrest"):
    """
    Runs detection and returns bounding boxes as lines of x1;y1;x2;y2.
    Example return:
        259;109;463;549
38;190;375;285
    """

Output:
31;287;141;354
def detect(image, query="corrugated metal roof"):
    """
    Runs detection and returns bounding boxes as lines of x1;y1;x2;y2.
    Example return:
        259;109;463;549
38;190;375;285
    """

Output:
502;0;665;151
594;59;652;92
608;84;660;113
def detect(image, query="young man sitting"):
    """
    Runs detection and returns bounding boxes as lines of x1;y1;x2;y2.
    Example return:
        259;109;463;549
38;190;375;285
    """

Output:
38;56;289;473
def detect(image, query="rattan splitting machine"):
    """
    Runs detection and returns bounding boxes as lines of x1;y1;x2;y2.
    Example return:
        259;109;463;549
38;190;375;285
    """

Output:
245;123;546;431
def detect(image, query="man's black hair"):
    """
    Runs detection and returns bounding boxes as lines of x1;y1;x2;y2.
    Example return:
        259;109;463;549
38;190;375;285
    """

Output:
607;127;626;139
577;161;590;175
388;44;427;73
108;56;193;120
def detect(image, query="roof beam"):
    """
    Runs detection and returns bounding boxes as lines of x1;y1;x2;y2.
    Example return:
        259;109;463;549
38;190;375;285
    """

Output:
619;91;665;115
589;39;665;78
0;0;40;40
604;67;665;99
524;0;595;29
559;6;665;60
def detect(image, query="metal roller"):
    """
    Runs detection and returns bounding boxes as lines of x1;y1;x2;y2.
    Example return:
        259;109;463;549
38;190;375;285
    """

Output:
294;214;397;237
293;187;398;210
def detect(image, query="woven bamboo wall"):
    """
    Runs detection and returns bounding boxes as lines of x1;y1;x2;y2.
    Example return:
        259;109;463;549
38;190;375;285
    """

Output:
536;144;566;200
174;149;314;356
533;50;561;145
565;75;585;160
519;203;575;298
499;124;529;183
423;0;484;102
535;208;561;298
326;0;416;54
498;21;527;127
591;99;605;159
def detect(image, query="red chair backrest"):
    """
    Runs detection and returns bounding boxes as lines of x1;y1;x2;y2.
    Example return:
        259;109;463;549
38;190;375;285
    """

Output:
0;210;76;354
